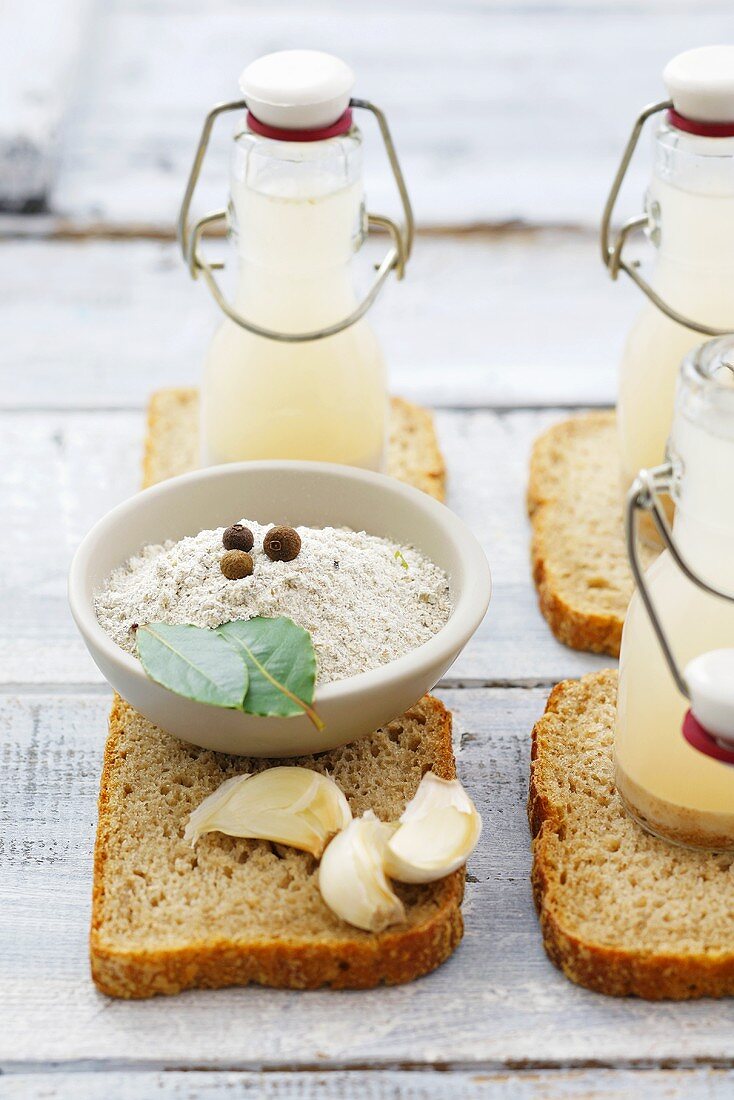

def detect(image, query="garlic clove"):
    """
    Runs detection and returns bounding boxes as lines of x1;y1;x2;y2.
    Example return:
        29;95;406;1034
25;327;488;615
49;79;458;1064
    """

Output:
318;812;405;933
384;772;482;884
399;771;477;821
385;805;480;882
184;766;352;857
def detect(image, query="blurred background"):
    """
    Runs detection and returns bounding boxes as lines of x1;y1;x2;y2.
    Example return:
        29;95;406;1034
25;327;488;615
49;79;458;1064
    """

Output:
4;0;734;415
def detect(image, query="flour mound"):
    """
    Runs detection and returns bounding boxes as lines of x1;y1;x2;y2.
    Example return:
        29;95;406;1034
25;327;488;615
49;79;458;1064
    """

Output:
94;521;452;685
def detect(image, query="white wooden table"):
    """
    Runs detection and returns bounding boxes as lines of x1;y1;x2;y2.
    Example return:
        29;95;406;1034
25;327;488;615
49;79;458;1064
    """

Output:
3;3;734;1097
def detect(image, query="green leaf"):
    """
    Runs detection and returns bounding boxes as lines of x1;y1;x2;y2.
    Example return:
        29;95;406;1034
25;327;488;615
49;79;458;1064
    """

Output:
137;622;248;709
394;549;409;571
218;617;323;730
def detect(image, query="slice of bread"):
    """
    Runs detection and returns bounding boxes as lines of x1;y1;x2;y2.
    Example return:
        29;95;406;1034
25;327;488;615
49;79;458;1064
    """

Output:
387;394;446;500
91;694;464;998
528;411;657;657
529;670;734;999
142;388;446;500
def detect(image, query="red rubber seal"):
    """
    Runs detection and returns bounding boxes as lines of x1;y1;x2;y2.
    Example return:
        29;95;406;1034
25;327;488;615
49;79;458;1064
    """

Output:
246;109;353;143
682;709;734;764
667;109;734;138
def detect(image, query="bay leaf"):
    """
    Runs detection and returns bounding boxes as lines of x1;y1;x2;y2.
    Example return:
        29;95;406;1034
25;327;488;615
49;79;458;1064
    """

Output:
218;617;323;730
137;622;248;709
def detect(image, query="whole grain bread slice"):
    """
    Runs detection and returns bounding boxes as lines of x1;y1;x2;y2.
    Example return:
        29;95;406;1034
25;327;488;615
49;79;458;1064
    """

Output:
529;670;734;999
142;388;446;500
528;411;656;657
92;694;464;998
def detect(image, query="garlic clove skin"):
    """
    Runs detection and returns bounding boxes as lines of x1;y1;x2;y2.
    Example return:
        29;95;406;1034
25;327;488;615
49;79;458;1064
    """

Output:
383;772;482;884
184;766;352;857
318;812;405;933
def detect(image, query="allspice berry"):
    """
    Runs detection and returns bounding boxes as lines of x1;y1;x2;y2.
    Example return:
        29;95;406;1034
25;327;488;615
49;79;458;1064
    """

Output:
220;549;254;580
223;523;254;553
263;525;301;562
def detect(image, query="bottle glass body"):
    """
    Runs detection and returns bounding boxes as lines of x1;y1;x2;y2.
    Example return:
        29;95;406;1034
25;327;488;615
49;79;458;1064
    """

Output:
617;121;734;496
615;342;734;849
202;125;387;468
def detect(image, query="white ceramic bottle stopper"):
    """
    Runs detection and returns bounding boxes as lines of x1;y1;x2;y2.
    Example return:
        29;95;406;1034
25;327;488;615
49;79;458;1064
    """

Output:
684;650;734;750
239;50;355;130
664;46;734;124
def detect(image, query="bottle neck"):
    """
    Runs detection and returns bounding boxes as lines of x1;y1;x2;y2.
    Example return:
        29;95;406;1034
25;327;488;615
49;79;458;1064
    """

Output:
671;413;734;587
232;177;363;264
229;126;364;264
650;177;734;269
650;123;734;269
228;174;365;331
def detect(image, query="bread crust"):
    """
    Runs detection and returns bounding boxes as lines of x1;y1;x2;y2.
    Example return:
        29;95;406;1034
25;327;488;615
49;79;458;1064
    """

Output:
91;895;464;999
529;671;734;1000
527;411;638;658
530;550;623;656
91;695;465;999
388;395;446;501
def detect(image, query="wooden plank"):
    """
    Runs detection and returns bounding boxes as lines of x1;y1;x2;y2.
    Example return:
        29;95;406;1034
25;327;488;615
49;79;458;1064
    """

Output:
2;1067;734;1099
0;234;634;411
48;1;734;228
3;686;734;1071
0;408;608;687
0;0;92;211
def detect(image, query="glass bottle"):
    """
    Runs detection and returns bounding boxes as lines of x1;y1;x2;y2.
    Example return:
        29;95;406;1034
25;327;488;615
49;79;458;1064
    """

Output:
602;46;734;499
178;50;413;469
616;336;734;850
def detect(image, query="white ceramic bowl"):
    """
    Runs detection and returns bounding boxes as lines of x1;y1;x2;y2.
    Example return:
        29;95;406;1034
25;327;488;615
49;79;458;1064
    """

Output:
69;462;491;757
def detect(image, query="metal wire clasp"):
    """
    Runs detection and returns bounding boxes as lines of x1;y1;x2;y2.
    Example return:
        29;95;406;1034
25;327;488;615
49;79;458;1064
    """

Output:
177;97;414;344
601;99;732;338
626;463;734;698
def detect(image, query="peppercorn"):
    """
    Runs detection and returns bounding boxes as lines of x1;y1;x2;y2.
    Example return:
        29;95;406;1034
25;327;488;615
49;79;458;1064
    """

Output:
223;523;254;552
220;549;254;580
263;525;301;562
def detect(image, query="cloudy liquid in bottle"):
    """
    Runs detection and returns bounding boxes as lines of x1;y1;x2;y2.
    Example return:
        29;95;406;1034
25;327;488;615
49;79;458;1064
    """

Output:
615;354;734;849
202;152;387;468
617;129;734;496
